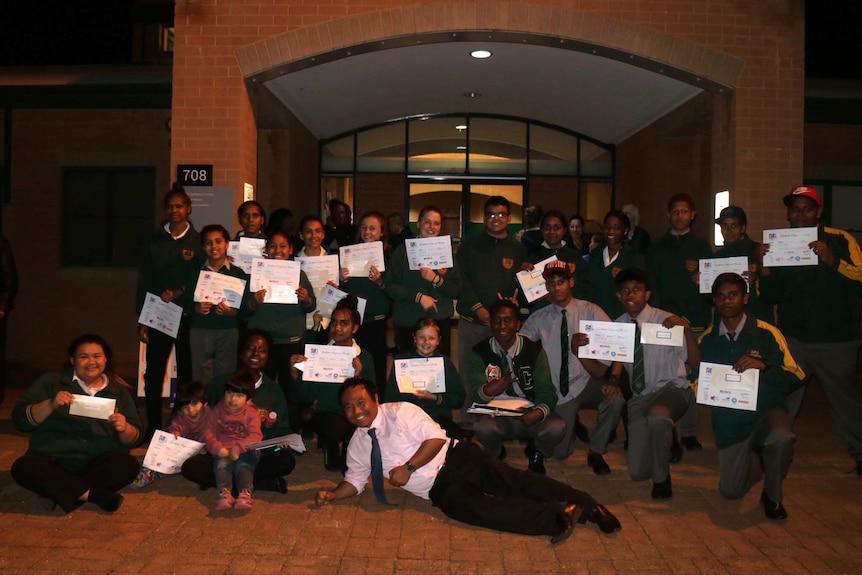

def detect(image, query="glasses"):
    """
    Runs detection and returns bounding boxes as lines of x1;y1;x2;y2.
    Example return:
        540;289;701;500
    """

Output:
485;212;509;220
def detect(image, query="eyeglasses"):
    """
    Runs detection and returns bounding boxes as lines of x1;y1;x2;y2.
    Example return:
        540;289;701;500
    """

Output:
485;212;509;220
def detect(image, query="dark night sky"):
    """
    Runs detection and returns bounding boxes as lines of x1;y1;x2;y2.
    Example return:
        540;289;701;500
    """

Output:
0;1;860;78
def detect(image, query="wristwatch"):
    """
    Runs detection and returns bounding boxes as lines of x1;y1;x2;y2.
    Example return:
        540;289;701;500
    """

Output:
405;461;417;473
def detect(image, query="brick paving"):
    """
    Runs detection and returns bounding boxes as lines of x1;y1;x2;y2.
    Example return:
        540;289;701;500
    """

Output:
0;368;860;575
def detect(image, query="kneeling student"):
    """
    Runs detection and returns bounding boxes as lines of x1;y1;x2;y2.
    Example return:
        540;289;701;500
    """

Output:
692;273;804;519
612;268;699;499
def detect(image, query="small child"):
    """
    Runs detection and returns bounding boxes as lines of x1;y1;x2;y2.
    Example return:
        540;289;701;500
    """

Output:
204;371;263;511
132;381;210;489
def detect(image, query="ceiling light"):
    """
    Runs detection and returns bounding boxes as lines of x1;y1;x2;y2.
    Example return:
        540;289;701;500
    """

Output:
471;50;492;59
463;92;481;98
455;124;467;131
456;146;466;150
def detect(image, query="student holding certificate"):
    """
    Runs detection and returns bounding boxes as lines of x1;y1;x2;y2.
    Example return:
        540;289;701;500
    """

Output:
234;201;267;240
11;334;143;514
338;212;391;390
291;295;376;473
386;205;460;356
587;210;646;320
693;273;804;519
384;318;466;439
247;231;316;401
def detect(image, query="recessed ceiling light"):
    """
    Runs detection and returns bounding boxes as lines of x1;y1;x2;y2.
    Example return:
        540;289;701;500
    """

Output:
471;50;492;59
456;146;467;150
455;124;467;131
463;92;481;98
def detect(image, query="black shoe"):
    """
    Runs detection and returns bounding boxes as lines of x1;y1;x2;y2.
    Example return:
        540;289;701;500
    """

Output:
574;418;591;443
651;476;673;500
497;446;507;460
587;504;621;534
88;488;123;513
275;477;288;494
528;451;546;475
551;503;584;545
670;440;683;464
681;436;703;450
760;491;787;520
587;451;611;475
323;443;343;472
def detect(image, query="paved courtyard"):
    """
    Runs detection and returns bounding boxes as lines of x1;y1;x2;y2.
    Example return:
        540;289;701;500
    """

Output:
0;366;860;575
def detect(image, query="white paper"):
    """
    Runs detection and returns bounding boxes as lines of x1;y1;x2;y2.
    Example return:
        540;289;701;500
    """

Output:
228;237;266;274
317;283;367;324
68;395;116;420
142;430;206;474
406;236;454;271
339;241;386;276
193;270;247;309
640;322;685;347
467;398;534;417
138;292;183;338
762;227;818;267
577;319;636;362
250;258;301;304
699;256;750;294
696;361;759;411
297;254;342;330
246;433;307;453
394;357;446;394
302;344;358;383
516;255;559;303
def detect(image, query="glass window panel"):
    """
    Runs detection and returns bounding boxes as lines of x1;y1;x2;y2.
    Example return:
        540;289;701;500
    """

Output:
408;183;463;238
357;122;405;173
580;140;613;177
529;125;578;176
408;117;466;175
469;118;526;175
321;135;354;173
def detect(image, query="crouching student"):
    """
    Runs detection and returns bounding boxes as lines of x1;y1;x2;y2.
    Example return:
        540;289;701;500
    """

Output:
693;273;804;520
611;268;699;499
203;371;262;511
133;380;210;489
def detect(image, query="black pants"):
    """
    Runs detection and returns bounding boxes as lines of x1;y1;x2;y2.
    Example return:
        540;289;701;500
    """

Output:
354;319;388;393
181;448;296;491
429;441;597;536
144;316;192;431
11;451;139;513
264;341;304;431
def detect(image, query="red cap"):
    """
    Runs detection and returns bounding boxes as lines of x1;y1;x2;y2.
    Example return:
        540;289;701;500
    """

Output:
783;186;821;208
542;260;571;280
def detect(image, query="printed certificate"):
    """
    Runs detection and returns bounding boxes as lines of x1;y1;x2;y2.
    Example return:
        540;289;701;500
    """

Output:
640;322;684;347
138;292;183;338
467;398;534;417
406;236;454;271
699;256;750;294
250;258;301;304
142;430;206;475
394;357;446;394
696;361;759;411
296;254;340;289
577;319;636;362
339;241;386;276
193;270;247;309
516;255;558;303
762;227;818;267
68;395;116;420
302;344;358;383
228;237;266;274
317;283;367;324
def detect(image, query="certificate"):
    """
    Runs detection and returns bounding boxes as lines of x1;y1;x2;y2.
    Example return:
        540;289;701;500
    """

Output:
69;395;116;420
394;357;446;394
193;270;247;309
246;433;307;454
406;236;454;271
699;256;750;294
296;255;340;289
228;237;266;274
142;430;206;474
577;319;636;362
640;322;684;347
339;241;386;276
467;398;534;417
302;344;358;383
250;258;301;304
762;227;818;267
138;292;183;338
516;255;558;303
317;283;367;325
696;361;759;411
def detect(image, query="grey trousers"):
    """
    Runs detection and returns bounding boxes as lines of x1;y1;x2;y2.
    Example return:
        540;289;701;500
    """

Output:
785;337;862;462
553;378;625;460
473;413;567;459
717;408;794;503
627;384;693;483
190;327;238;388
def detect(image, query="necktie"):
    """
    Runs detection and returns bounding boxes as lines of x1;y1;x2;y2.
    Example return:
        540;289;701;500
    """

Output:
631;319;645;394
727;331;735;342
560;309;570;396
368;428;392;505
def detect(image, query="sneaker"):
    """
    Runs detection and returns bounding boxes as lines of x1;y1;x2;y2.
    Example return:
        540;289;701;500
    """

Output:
131;468;158;489
216;489;235;511
234;490;254;510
